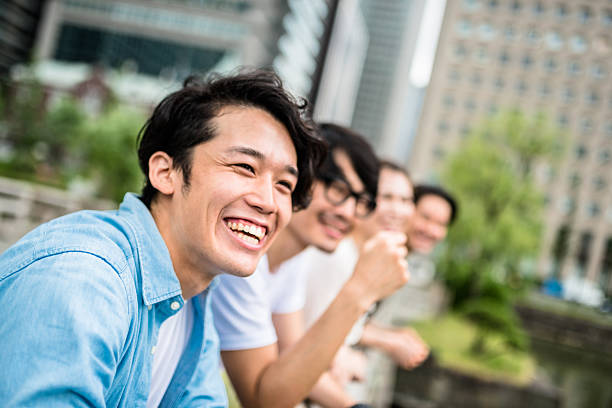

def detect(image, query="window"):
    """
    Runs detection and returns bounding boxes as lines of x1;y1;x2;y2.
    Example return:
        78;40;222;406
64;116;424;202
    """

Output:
457;19;472;37
488;0;499;10
475;46;489;63
594;176;606;191
560;197;575;215
504;25;517;42
569;35;588;53
586;90;599;105
464;98;477;112
567;61;581;76
576;232;593;275
538;83;551;98
488;103;498;114
463;0;481;12
493;76;505;89
574;144;587;158
443;94;455;108
569;172;581;188
599;150;611;165
526;28;540;46
454;43;468;59
578;6;592;24
533;2;545;15
499;50;511;65
449;69;461;82
471;72;482;86
603;9;612;26
544;57;558;73
521;54;534;69
546;31;563;51
587;203;600;218
510;0;522;14
460;124;471;137
580;118;594;134
479;23;496;41
590;63;606;80
515;79;528;94
551;225;570;276
438;120;449;133
555;3;568;19
606;121;612;137
562;86;575;103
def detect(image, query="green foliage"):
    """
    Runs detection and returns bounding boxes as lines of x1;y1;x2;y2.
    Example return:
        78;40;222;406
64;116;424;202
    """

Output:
0;80;145;202
437;109;564;355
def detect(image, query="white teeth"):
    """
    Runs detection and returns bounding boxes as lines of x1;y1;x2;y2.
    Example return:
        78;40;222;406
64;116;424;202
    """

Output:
226;220;265;243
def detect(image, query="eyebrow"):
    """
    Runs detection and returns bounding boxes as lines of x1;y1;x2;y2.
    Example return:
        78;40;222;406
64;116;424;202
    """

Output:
227;146;298;177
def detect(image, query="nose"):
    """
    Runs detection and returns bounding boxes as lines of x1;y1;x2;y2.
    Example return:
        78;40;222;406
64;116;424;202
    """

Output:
334;195;357;220
246;177;277;214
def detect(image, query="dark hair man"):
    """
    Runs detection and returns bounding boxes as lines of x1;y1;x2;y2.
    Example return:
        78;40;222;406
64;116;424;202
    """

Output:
407;184;458;254
212;124;410;408
0;69;326;406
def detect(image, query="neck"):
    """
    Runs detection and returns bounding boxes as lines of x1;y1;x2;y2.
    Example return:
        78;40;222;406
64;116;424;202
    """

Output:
150;200;213;300
267;227;309;272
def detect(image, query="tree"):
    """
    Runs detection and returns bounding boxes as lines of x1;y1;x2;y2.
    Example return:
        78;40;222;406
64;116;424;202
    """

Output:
437;109;564;355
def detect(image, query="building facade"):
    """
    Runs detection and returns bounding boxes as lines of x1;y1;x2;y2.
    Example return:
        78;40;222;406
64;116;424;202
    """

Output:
410;0;612;295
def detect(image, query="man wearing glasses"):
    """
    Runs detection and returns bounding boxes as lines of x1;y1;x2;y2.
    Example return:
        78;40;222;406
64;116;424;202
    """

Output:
211;123;410;408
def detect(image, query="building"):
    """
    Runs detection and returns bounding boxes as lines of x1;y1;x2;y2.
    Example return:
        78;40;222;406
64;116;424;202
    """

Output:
409;0;612;295
350;0;427;161
0;0;45;77
26;0;337;107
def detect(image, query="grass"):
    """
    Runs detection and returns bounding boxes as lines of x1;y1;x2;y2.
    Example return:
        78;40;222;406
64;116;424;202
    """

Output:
412;313;536;385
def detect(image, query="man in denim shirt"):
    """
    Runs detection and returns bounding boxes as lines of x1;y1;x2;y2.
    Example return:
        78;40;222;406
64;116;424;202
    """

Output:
0;70;325;407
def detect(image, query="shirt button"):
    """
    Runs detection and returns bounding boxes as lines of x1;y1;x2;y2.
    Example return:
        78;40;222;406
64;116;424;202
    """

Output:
147;305;152;310
170;301;180;311
151;346;156;355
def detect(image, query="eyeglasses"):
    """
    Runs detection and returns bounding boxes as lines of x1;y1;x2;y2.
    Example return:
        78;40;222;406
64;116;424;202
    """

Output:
319;174;376;218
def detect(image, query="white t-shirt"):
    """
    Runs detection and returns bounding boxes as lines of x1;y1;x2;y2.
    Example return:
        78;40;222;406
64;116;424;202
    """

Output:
302;239;367;345
211;253;309;351
147;299;194;408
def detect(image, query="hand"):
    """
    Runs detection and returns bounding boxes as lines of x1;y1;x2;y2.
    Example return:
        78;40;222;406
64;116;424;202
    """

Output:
330;346;367;386
351;231;409;306
385;327;429;370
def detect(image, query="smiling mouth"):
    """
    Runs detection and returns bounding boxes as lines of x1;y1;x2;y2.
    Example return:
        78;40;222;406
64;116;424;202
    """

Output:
225;219;267;245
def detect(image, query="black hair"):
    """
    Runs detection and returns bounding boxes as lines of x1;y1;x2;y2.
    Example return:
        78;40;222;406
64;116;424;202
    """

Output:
137;68;327;210
316;123;379;199
378;160;412;188
413;184;458;225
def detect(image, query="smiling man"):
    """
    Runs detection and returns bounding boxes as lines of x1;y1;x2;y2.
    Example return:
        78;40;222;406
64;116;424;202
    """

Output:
0;70;326;407
212;124;410;408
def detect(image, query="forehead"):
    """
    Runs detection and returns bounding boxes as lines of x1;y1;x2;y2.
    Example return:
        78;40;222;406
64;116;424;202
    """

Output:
332;149;364;192
210;106;296;157
416;194;452;224
378;168;412;196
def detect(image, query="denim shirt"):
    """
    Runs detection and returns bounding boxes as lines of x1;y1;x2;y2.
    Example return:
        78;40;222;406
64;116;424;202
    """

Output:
0;193;227;407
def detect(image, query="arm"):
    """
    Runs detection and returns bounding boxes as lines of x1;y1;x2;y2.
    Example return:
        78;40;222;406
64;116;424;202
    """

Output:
273;311;357;408
222;232;409;408
358;324;429;370
0;252;129;406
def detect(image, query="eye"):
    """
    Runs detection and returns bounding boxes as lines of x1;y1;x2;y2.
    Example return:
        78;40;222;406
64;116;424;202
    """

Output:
277;180;295;193
235;163;255;173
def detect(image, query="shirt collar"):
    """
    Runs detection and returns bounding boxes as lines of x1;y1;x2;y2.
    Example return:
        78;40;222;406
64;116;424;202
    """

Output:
118;193;182;306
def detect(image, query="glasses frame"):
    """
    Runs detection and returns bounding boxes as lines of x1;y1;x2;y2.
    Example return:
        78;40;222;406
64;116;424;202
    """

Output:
319;174;376;218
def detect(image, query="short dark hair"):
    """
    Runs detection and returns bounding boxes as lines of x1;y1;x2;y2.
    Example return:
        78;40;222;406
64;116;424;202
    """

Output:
317;123;379;199
414;184;458;225
378;160;412;188
137;69;327;210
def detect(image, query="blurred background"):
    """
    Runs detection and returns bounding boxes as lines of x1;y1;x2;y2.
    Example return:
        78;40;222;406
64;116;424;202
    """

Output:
0;0;611;407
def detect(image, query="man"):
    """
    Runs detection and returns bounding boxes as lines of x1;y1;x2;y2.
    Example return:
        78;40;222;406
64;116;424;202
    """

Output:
377;183;458;325
0;70;326;406
302;161;429;398
406;184;457;255
212;124;409;408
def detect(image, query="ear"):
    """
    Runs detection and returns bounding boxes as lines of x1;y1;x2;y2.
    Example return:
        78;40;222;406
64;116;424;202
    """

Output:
148;152;177;196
